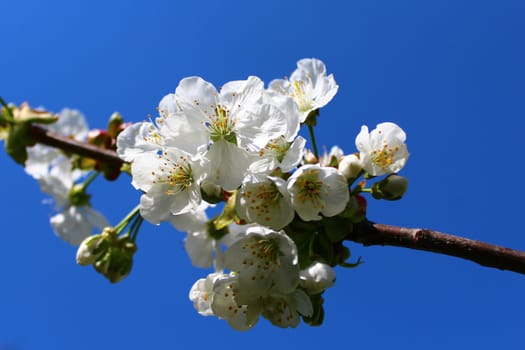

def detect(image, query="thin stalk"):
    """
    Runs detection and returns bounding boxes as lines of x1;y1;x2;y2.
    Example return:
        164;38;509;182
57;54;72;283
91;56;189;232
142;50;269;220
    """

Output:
308;124;319;159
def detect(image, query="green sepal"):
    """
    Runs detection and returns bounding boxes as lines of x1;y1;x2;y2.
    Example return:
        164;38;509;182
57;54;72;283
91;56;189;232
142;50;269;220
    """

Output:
207;219;229;240
339;256;364;269
68;184;92;206
323;216;352;243
213;191;239;230
5;122;34;164
94;242;136;283
302;293;325;326
304;109;320;127
314;233;334;265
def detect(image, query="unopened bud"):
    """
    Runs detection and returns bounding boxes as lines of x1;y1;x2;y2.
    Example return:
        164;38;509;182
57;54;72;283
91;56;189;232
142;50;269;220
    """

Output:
94;242;137;283
338;153;362;180
107;112;124;138
200;181;223;204
372;174;408;200
304;149;318;164
300;262;336;295
87;129;112;148
76;233;110;265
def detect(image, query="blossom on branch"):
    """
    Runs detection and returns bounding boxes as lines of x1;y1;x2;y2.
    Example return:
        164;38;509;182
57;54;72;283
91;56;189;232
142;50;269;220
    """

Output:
269;58;339;122
355;122;409;176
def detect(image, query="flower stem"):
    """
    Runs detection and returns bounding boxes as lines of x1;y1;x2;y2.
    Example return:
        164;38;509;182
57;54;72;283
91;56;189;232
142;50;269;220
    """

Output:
114;204;141;234
129;215;144;242
308;124;319;160
78;172;99;192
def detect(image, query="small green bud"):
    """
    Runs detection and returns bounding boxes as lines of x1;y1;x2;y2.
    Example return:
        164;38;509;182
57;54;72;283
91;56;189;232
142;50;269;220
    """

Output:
372;174;409;200
94;241;137;283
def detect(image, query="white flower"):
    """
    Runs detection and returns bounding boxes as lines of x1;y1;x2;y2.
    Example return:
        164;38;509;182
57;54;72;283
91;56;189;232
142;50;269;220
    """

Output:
260;289;313;328
287;164;349;221
319;145;344;167
50;206;109;245
211;274;261;331
116;121;162;162
236;175;294;230
269;58;338;122
38;161;109;245
299;261;336;294
222;226;299;304
252;135;306;174
355;122;409;176
158;76;295;190
189;272;224;317
170;206;244;269
131;148;206;224
189;272;261;331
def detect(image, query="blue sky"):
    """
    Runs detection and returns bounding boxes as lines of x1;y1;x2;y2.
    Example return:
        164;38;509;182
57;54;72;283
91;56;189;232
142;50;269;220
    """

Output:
1;0;525;349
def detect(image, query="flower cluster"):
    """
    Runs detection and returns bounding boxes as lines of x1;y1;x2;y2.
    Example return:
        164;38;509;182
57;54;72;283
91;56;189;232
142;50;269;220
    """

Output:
116;58;410;329
0;58;409;328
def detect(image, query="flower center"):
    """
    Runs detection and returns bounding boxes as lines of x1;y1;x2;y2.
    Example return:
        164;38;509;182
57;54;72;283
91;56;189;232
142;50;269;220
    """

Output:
260;136;290;162
207;104;237;144
152;153;194;196
295;168;324;207
255;237;281;265
243;182;283;223
370;144;399;170
292;81;313;112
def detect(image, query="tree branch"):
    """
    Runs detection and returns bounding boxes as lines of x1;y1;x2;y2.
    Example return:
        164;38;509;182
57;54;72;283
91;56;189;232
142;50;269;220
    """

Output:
348;220;525;274
30;125;124;169
28;124;525;275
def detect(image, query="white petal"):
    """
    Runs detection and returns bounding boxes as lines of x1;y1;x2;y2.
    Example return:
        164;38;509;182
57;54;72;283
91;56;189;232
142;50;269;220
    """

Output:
206;140;254;191
185;232;214;268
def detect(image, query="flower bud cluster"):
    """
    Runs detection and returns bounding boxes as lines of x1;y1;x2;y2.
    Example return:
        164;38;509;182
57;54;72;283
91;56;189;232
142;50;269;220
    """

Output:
77;227;137;283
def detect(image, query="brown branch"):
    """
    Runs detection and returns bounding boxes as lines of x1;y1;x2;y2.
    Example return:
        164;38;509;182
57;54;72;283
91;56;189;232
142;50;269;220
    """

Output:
28;125;525;275
348;220;525;274
30;125;124;169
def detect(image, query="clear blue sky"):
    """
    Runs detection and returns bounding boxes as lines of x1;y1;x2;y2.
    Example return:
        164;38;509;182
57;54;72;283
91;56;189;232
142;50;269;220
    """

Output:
1;1;524;349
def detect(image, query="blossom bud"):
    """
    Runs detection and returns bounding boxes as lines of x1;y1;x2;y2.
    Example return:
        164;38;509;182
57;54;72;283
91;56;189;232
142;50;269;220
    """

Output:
76;233;110;266
371;174;408;200
338;153;362;180
299;262;336;295
107;112;124;138
200;180;223;204
87;129;112;148
303;149;318;164
94;241;137;283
